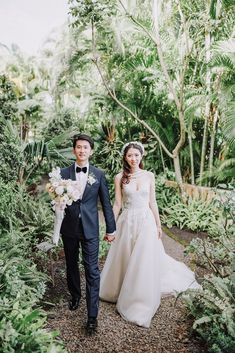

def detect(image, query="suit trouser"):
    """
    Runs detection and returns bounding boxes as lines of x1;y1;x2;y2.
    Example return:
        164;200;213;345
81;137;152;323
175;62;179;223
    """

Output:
62;219;100;318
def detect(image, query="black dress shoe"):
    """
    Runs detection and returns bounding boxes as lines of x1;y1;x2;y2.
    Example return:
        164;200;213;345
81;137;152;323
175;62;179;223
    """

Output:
68;297;80;311
85;318;98;336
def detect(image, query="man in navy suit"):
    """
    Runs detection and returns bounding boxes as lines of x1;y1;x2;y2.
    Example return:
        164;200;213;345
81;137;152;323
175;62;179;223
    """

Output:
60;134;116;335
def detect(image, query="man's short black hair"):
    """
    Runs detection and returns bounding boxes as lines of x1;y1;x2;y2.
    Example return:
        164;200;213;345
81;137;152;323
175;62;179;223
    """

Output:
73;134;94;149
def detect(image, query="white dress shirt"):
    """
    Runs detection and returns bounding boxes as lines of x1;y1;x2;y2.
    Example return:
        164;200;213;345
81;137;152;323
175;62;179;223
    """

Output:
74;162;115;237
75;162;89;199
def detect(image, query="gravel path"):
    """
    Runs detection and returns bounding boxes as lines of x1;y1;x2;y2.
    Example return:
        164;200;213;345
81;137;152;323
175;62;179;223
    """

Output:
45;233;207;353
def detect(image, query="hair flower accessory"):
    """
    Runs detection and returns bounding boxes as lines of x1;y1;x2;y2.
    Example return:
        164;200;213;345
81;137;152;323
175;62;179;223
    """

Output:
121;141;145;155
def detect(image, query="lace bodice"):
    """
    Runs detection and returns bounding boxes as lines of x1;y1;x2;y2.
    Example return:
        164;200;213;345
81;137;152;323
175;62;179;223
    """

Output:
122;171;151;210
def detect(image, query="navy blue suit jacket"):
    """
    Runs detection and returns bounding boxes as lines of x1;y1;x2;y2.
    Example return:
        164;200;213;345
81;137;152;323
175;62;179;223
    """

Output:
60;163;116;239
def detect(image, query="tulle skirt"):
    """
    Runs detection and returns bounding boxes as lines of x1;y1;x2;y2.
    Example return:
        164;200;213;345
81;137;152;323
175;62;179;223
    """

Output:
100;207;200;328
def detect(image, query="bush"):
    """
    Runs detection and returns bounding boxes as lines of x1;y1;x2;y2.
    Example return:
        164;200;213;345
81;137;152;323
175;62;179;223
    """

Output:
0;181;20;234
0;119;22;183
183;194;235;353
155;171;178;213
183;273;235;353
0;232;66;353
161;196;224;234
0;179;66;352
0;179;53;246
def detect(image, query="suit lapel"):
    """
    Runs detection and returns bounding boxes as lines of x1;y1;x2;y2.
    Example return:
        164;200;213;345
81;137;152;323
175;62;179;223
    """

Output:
82;165;97;201
69;163;76;181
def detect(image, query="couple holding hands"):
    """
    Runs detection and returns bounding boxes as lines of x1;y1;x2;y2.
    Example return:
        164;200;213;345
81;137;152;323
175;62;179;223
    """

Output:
58;134;199;336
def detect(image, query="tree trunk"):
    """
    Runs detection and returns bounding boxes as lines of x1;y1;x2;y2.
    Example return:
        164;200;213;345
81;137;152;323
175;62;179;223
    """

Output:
188;132;195;184
173;153;183;185
97;0;186;185
199;101;210;185
208;108;219;185
199;6;211;185
159;144;166;173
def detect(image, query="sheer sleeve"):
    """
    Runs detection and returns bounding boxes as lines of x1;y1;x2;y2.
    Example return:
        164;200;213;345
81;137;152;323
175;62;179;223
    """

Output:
149;172;162;229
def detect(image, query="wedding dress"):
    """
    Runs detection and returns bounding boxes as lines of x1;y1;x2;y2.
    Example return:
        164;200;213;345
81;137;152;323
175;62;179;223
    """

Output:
100;171;200;328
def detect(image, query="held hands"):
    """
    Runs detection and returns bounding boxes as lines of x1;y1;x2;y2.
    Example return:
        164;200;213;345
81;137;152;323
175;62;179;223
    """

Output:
103;234;115;243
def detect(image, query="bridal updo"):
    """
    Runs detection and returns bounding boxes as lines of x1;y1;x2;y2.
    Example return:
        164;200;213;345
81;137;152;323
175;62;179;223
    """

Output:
121;142;144;185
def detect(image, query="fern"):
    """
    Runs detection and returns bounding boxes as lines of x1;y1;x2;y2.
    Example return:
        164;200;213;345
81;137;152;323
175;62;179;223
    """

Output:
184;274;235;353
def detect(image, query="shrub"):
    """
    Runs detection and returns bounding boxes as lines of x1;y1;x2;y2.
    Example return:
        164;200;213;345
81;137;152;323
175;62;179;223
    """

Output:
0;231;66;353
183;273;235;353
184;194;235;353
161;197;224;235
0;179;66;352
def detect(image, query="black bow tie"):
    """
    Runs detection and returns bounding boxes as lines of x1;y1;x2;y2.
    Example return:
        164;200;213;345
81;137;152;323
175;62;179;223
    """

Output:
76;166;87;173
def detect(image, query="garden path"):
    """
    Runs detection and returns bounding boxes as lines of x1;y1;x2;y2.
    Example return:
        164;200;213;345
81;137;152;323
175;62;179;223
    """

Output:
45;232;207;353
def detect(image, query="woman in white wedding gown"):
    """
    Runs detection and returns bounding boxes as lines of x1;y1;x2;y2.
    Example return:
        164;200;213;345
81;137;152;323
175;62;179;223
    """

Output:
100;142;200;328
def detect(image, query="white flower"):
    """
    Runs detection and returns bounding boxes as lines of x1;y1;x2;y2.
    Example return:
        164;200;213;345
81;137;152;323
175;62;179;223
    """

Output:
55;185;64;195
66;185;74;195
49;167;61;182
71;190;80;201
87;174;97;185
51;181;60;188
47;167;83;208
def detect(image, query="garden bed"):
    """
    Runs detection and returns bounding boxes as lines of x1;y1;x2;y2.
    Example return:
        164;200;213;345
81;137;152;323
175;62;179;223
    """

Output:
164;225;208;246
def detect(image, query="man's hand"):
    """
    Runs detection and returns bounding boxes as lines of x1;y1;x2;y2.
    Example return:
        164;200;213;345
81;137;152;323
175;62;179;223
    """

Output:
158;228;163;239
103;234;115;243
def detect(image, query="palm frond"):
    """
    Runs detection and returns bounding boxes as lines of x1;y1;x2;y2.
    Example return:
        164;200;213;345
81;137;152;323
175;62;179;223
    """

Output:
211;54;235;72
218;158;235;171
220;102;235;146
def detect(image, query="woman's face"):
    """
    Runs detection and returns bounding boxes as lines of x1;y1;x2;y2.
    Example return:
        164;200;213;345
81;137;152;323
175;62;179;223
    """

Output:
125;147;142;168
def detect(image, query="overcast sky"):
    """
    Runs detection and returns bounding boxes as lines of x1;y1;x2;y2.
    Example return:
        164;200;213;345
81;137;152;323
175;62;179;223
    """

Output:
0;0;69;54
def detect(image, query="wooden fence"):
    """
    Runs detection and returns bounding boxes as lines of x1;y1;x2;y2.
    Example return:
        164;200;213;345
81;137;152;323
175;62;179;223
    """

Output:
164;180;232;203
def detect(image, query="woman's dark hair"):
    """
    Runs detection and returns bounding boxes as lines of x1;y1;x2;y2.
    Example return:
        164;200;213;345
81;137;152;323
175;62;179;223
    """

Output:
73;134;94;149
121;143;144;185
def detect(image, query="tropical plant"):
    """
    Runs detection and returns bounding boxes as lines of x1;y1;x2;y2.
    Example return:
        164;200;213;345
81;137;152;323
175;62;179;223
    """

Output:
161;196;224;233
0;74;18;120
0;231;66;353
67;0;235;189
0;177;66;352
183;273;235;353
184;188;235;353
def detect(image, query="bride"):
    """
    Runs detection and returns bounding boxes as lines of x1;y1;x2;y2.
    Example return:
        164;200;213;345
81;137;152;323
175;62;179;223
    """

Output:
100;141;200;328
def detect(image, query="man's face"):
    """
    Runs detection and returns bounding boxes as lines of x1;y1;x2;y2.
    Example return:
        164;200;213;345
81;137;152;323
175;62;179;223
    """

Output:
73;139;93;164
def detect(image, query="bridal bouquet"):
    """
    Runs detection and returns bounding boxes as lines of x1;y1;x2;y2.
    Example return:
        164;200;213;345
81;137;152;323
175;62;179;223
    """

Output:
46;167;81;245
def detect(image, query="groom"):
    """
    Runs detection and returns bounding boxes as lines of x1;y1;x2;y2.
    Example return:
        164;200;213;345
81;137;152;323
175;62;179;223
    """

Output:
60;134;116;335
